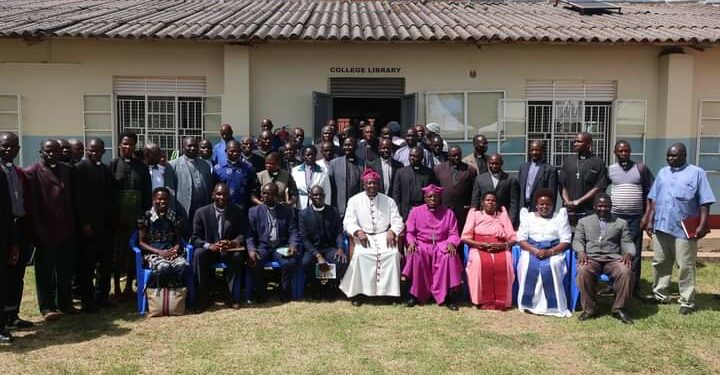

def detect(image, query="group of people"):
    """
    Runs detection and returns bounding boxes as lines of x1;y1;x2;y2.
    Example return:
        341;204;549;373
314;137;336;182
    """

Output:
0;118;715;343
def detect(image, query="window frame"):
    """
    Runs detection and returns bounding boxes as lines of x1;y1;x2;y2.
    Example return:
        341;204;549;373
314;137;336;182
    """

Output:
0;93;22;165
696;99;720;173
424;90;506;142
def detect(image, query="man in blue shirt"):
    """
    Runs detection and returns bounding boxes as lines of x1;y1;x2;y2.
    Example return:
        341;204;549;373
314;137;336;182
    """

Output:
212;124;235;167
645;143;715;314
212;140;257;212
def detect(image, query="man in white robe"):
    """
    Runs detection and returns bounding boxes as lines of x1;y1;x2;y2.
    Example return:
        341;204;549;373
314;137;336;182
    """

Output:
340;168;405;306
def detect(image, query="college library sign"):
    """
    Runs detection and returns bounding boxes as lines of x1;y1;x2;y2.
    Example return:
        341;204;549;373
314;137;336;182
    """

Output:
330;67;402;74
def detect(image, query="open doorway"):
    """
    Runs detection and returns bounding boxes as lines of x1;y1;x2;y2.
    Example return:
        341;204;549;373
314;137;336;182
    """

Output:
333;97;401;133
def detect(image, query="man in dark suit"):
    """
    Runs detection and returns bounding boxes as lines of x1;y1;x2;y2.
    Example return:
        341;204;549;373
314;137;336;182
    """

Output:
519;141;558;212
0;131;33;330
356;124;379;164
25;140;77;320
0;157;19;342
74;138;116;312
392;146;438;221
299;185;347;298
470;153;520;228
433;146;477;231
192;183;248;311
369;138;403;197
240;136;265;173
328;137;364;218
246;182;302;302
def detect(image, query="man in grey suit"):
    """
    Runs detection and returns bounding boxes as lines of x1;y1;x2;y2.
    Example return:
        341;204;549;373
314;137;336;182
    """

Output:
328;137;364;218
518;141;557;212
573;193;636;324
369;138;403;197
170;137;212;236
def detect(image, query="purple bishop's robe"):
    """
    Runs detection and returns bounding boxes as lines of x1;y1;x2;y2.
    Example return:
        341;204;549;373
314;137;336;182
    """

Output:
402;204;463;304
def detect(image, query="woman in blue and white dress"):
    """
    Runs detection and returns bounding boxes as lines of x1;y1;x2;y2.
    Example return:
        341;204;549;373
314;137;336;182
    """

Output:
516;188;572;317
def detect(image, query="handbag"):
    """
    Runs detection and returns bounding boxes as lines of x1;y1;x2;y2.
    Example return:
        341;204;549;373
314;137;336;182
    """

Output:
146;287;187;317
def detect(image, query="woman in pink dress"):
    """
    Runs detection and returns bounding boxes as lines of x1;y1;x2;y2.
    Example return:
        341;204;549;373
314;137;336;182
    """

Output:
402;184;463;311
462;191;517;310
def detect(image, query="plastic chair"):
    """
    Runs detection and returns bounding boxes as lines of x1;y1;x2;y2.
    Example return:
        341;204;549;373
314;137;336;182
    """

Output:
243;250;306;301
129;230;194;315
568;250;613;311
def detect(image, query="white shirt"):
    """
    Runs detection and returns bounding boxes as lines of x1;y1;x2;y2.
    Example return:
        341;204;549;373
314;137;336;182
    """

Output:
517;208;572;243
149;164;166;190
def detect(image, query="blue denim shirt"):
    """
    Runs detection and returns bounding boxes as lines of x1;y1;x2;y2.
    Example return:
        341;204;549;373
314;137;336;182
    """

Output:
648;164;715;239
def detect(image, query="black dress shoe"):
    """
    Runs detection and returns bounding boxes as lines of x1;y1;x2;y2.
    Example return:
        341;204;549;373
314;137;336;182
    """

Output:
81;305;100;314
351;296;364;307
446;303;459;311
60;307;81;315
6;317;33;329
0;330;13;344
679;306;695;315
406;297;418;308
96;300;116;309
612;310;634;324
244;300;255;306
577;311;595;321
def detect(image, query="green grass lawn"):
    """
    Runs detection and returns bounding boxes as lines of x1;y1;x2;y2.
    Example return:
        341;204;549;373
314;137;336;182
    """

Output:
2;261;720;375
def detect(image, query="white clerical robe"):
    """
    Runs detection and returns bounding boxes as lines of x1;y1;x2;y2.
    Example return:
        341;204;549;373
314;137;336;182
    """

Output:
340;192;405;297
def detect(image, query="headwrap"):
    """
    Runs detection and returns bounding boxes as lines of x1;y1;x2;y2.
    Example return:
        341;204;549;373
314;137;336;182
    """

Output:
426;122;441;134
360;167;381;182
421;183;444;196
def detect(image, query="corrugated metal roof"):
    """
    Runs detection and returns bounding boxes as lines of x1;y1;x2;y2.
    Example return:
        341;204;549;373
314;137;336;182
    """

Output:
1;0;719;44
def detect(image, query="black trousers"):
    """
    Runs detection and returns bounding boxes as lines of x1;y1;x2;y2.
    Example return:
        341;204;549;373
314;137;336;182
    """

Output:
193;248;245;306
34;241;76;314
78;228;113;307
0;247;8;331
5;218;32;319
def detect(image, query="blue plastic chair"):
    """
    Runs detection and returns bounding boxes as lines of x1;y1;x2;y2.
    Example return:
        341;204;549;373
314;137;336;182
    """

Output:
244;250;306;301
129;230;194;315
568;250;613;311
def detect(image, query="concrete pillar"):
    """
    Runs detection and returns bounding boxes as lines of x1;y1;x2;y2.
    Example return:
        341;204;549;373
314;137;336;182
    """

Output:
658;53;695;139
223;44;250;136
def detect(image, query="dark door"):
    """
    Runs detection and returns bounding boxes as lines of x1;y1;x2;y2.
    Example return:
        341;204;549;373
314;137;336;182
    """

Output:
401;93;417;131
313;91;333;139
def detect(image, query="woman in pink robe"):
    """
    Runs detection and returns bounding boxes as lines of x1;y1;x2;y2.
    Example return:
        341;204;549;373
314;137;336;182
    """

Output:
462;191;517;310
402;184;463;311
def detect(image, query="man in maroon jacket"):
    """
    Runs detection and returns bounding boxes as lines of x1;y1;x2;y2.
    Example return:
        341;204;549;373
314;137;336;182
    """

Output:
25;140;77;321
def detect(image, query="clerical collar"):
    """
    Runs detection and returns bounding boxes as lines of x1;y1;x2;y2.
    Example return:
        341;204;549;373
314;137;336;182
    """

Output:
312;204;325;212
347;156;355;162
270;171;279;177
48;163;57;169
578;153;591;160
671;163;688;172
412;166;420;171
123;158;132;163
4;162;13;168
95;161;103;166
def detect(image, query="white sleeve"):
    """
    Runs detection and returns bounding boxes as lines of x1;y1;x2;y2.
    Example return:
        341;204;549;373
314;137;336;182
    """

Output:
388;197;405;234
343;196;361;236
556;208;573;244
517;208;530;242
322;173;332;206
